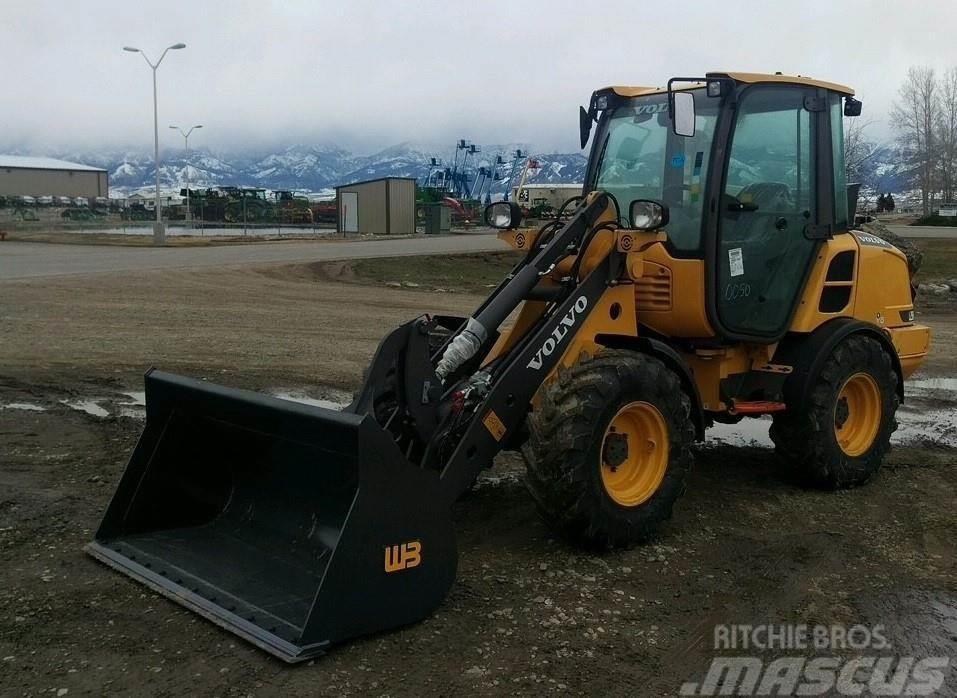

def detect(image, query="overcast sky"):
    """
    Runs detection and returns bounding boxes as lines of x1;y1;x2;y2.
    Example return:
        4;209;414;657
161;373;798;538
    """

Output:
2;0;957;155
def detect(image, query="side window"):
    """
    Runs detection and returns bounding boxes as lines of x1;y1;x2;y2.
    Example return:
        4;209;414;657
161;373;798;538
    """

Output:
724;90;813;215
717;86;820;337
830;92;849;229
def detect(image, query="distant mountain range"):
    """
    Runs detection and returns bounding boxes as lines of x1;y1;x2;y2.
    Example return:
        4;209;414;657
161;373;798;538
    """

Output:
3;139;912;200
3;142;589;199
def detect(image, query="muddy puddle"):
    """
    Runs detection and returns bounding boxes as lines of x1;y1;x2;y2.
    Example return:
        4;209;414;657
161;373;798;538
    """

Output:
270;389;349;411
1;378;953;448
709;375;957;449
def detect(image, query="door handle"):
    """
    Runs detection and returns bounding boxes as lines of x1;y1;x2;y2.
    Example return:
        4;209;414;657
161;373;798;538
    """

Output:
774;217;788;231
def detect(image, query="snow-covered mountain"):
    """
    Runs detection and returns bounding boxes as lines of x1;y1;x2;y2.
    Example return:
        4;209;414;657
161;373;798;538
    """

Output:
5;142;589;198
18;138;910;200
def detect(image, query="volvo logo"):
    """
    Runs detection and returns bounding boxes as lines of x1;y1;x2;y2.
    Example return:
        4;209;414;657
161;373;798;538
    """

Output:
527;296;588;370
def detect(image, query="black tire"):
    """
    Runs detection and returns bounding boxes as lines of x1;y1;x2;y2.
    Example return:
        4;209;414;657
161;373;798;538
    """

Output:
770;334;899;489
522;349;694;548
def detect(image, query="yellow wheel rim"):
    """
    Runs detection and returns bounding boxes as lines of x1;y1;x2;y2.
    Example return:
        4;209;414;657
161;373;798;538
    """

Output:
834;372;881;457
600;401;669;507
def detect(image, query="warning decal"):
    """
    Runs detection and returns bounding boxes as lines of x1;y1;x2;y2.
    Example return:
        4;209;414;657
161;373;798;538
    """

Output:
729;247;745;277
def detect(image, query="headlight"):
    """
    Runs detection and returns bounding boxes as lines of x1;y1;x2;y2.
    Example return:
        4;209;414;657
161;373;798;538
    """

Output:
629;200;670;230
484;201;523;230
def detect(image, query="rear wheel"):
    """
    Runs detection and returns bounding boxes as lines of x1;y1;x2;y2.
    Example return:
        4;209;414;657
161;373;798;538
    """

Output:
770;334;899;488
522;350;694;548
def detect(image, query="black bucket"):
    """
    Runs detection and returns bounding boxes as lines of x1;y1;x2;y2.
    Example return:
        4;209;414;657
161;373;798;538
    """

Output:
87;370;457;662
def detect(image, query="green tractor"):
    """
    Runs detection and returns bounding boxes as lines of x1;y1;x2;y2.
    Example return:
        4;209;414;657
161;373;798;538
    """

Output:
224;187;274;224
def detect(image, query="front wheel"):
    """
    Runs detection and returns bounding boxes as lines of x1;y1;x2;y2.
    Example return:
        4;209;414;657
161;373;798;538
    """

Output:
770;334;899;488
522;350;694;548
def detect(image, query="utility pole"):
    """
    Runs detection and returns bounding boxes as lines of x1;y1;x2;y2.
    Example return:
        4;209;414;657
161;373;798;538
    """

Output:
123;43;186;245
169;124;202;227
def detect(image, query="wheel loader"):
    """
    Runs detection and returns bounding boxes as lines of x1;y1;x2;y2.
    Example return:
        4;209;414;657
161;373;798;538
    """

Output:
87;72;930;662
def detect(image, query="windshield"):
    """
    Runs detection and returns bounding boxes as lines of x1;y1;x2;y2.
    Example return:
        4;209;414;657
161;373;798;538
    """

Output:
589;90;720;253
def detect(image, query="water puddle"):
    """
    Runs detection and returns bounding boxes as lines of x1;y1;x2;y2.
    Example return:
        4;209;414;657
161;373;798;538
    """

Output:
705;378;957;449
271;390;349;411
707;416;774;448
0;402;47;412
59;399;110;418
18;375;957;448
908;377;957;393
120;391;146;406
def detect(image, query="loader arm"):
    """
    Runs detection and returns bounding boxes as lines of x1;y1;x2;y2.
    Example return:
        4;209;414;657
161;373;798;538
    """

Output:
87;190;628;663
349;192;624;492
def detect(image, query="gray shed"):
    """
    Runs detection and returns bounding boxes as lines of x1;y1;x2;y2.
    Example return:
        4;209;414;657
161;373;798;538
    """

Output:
335;177;415;235
0;155;109;198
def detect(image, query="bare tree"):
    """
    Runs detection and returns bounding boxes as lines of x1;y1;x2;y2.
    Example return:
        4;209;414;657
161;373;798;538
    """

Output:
936;67;957;205
891;66;938;215
843;116;879;188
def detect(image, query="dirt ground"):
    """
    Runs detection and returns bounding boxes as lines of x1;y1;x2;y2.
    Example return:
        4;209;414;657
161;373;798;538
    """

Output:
1;256;956;696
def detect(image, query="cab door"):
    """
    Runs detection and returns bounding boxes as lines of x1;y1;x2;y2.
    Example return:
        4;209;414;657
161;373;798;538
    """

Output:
715;85;823;338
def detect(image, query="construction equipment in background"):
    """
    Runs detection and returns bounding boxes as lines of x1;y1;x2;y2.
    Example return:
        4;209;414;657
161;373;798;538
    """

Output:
273;190;314;224
503;149;526;200
88;72;930;662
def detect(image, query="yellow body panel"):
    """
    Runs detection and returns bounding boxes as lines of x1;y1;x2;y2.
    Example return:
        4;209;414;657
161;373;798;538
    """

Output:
851;234;915;329
494;216;927;414
637;244;714;339
886;325;931;379
789;234;861;332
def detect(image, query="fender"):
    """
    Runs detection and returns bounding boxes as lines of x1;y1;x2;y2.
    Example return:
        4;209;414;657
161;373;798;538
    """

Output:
595;334;706;440
773;318;905;413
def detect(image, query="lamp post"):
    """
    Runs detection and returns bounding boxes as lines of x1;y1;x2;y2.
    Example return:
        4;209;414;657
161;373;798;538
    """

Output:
123;43;186;245
169;124;202;227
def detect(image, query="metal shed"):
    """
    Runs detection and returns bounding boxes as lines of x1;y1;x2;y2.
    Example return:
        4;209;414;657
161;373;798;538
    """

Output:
335;177;415;235
0;155;109;198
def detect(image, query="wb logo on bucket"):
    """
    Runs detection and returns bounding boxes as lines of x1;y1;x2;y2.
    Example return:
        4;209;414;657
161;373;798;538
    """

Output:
384;541;422;573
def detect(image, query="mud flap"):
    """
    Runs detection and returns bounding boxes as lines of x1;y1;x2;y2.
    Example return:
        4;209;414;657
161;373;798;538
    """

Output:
86;370;457;663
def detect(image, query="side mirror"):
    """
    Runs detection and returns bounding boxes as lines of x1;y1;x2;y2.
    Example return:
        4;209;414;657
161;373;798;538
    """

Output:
630;200;669;230
579;106;593;149
484;201;523;229
844;96;862;117
672;91;696;137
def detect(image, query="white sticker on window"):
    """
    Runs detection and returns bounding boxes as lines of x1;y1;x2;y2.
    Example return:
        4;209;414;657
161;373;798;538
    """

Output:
729;247;744;277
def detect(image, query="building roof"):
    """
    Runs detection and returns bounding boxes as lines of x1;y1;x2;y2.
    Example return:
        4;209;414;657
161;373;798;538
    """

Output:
335;176;416;190
0;155;107;173
605;72;854;98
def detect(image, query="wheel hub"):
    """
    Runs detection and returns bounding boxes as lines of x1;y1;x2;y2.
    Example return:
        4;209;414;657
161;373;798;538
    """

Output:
834;397;850;428
834;372;881;457
600;401;669;507
602;431;628;469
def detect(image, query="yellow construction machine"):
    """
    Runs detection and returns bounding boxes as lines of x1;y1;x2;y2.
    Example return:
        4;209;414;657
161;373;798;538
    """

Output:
87;72;930;662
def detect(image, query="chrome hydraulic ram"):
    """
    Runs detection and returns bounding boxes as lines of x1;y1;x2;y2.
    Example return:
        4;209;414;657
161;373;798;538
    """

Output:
435;193;610;380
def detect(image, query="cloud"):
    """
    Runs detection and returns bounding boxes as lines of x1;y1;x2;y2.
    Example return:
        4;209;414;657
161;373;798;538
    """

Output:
2;0;956;153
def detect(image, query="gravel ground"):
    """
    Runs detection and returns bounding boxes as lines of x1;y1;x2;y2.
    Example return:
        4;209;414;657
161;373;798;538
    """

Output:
0;260;954;696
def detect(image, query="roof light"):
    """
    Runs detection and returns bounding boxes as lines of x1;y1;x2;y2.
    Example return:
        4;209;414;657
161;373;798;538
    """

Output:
707;80;723;98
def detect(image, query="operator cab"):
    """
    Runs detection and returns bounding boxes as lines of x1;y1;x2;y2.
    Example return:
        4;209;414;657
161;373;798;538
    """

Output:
581;72;862;342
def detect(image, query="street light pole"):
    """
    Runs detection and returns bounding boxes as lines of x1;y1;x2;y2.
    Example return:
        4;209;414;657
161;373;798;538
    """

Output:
170;124;202;227
124;43;186;245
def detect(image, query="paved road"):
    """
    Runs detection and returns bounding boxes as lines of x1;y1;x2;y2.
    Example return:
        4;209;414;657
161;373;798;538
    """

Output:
887;225;957;239
0;233;507;281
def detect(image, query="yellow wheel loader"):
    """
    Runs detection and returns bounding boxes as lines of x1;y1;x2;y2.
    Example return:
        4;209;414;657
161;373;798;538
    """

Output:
87;72;930;662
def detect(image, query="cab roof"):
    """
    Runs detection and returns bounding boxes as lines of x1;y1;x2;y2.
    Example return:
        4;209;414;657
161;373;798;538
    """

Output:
604;72;854;98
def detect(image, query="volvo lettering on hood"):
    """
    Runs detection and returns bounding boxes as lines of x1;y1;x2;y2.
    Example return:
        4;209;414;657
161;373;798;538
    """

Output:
527;296;588;370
